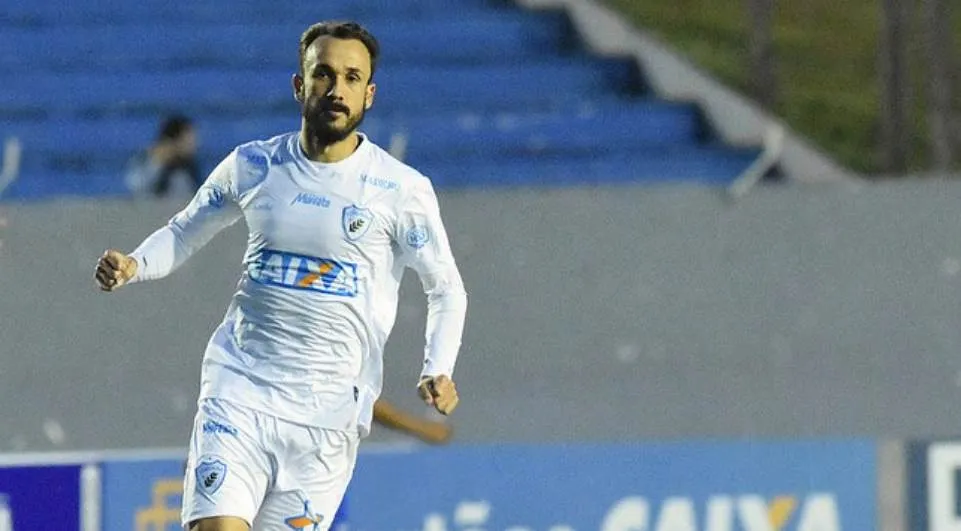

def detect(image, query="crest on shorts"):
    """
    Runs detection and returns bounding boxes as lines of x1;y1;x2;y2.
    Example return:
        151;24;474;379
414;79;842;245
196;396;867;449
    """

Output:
342;205;373;242
195;458;227;495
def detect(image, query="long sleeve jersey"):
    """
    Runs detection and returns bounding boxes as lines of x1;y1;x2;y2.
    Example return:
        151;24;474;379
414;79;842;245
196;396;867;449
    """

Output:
127;132;467;436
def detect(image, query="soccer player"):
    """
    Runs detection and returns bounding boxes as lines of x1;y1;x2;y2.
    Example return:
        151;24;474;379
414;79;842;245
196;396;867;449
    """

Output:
94;21;467;531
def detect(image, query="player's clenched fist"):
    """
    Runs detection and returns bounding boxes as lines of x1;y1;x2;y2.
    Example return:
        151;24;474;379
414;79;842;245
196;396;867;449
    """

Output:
418;375;459;415
94;249;137;292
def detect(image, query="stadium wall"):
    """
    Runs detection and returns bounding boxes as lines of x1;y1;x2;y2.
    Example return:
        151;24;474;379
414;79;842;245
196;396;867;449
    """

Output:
1;181;960;453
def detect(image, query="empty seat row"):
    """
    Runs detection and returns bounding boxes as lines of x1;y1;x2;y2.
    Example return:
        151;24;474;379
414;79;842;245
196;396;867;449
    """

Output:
419;146;760;187
10;100;695;155
0;59;643;119
2;0;503;26
0;14;575;72
4;146;758;201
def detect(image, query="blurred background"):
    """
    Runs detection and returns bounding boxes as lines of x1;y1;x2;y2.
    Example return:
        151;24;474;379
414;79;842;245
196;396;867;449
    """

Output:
2;0;961;529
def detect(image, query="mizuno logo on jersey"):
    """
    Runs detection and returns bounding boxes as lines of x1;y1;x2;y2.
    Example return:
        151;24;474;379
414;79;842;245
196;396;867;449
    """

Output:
248;249;358;297
361;174;400;191
290;192;331;208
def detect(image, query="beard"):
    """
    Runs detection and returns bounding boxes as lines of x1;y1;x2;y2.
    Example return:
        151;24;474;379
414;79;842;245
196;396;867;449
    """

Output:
302;97;367;145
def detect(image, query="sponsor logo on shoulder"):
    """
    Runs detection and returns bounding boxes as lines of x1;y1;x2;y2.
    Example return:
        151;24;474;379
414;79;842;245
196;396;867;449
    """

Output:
361;174;400;191
406;225;430;249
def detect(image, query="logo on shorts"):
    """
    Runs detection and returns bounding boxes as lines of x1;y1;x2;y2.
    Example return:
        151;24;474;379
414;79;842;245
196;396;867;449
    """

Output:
195;458;227;495
202;420;238;436
285;501;324;530
342;205;373;242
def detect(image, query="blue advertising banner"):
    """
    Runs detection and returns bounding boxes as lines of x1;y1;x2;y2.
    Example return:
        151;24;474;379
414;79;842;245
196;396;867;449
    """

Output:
907;439;961;531
101;458;184;531
0;464;81;530
346;440;877;531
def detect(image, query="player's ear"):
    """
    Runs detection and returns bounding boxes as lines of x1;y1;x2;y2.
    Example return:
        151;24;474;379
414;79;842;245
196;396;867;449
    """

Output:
365;82;376;110
292;74;305;103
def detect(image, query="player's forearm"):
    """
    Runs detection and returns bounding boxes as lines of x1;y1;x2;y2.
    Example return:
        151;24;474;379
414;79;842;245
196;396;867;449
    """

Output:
373;400;450;442
128;168;242;283
128;225;192;282
372;400;422;433
421;282;467;378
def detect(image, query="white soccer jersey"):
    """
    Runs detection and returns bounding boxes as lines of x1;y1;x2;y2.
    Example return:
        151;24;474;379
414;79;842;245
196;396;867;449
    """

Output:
127;132;467;435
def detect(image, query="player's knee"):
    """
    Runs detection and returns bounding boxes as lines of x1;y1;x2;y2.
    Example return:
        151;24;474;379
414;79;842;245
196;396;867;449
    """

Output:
188;516;250;531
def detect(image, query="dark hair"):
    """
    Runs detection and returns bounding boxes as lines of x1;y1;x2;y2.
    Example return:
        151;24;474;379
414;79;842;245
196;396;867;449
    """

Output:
157;115;193;142
299;21;380;81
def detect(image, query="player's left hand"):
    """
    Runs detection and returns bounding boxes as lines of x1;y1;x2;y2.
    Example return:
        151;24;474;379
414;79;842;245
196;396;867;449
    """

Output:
418;375;458;416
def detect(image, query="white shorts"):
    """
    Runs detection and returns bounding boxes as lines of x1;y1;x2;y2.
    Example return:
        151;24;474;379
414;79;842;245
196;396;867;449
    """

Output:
181;398;358;530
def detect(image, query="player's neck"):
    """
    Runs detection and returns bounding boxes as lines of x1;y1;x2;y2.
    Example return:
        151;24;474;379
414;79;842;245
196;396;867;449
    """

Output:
299;131;361;164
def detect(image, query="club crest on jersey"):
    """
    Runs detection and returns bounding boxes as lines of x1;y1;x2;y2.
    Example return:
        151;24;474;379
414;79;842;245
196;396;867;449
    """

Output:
195;458;227;495
342;205;373;242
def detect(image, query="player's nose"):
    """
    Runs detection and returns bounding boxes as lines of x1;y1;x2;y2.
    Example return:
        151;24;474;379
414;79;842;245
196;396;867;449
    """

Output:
324;79;347;100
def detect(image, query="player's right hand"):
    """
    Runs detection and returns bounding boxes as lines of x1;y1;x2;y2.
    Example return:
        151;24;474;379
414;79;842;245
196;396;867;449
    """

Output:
94;249;137;292
418;375;459;416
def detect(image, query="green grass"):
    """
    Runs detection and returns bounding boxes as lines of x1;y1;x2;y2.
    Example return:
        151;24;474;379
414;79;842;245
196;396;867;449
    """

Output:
601;0;961;174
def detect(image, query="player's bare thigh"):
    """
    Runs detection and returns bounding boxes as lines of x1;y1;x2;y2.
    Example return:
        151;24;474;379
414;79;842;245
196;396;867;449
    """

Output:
188;516;250;531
